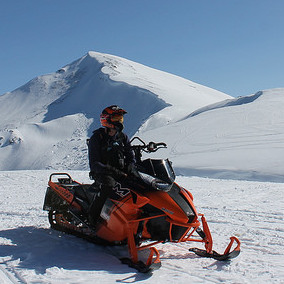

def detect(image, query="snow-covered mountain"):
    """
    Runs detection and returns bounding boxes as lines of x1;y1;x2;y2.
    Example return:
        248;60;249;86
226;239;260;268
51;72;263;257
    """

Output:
0;51;283;182
0;51;231;171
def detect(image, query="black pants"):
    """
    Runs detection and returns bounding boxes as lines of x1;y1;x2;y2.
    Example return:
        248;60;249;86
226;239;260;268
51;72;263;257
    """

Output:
88;175;116;228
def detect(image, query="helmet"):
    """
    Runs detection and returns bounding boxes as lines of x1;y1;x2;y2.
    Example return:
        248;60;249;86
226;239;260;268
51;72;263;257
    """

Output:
100;105;127;131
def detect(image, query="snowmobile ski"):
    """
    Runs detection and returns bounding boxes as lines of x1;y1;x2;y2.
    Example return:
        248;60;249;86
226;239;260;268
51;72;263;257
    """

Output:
189;236;241;261
106;244;161;273
120;257;161;273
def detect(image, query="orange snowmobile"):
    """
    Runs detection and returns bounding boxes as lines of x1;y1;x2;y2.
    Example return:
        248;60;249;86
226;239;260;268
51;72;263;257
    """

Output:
43;137;240;272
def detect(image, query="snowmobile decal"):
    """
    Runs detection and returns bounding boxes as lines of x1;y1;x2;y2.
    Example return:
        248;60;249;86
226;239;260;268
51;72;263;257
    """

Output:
113;183;130;198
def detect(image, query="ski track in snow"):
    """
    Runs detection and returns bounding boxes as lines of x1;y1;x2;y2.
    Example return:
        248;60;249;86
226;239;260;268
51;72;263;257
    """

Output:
0;171;283;283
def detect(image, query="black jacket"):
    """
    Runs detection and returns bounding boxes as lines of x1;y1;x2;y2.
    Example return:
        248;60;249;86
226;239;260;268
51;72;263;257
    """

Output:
88;128;135;176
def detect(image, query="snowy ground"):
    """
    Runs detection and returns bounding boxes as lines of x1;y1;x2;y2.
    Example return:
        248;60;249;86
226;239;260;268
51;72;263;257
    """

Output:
0;170;283;283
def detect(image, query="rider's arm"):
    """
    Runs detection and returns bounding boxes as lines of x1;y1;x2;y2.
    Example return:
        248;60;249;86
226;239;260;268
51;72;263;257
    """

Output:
88;131;109;175
123;133;136;166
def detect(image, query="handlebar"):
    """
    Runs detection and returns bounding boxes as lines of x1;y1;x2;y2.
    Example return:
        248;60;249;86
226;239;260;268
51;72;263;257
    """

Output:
49;173;72;182
147;141;167;152
130;137;167;153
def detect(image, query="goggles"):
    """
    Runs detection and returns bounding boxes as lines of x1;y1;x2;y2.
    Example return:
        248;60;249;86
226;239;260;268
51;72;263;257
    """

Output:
110;114;124;123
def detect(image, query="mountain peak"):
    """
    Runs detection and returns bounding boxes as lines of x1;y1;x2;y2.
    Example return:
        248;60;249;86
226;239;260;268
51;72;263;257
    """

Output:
0;51;232;171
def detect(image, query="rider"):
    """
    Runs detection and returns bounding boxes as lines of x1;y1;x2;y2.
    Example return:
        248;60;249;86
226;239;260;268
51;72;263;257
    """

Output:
88;105;136;228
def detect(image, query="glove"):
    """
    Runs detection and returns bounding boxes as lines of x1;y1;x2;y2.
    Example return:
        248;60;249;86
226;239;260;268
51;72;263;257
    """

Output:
105;165;127;180
112;167;128;180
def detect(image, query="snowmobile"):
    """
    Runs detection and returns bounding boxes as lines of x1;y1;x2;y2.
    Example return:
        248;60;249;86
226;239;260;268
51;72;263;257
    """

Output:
43;137;240;272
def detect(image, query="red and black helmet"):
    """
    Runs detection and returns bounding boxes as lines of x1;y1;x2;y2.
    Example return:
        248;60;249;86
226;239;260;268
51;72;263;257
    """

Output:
100;105;127;131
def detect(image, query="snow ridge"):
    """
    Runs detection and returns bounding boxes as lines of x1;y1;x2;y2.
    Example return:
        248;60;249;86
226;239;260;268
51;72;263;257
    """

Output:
186;91;263;118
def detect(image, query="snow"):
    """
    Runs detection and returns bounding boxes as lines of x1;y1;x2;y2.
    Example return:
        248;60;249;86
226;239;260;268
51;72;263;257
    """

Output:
0;171;283;283
0;51;284;282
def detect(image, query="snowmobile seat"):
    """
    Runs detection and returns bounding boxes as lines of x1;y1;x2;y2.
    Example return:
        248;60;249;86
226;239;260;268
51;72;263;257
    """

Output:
74;184;99;205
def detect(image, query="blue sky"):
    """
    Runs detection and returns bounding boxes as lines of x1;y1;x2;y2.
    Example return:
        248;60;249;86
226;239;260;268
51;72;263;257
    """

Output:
1;0;283;97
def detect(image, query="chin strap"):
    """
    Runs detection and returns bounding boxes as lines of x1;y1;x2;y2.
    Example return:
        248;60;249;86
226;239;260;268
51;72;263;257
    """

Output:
105;123;123;134
114;122;124;132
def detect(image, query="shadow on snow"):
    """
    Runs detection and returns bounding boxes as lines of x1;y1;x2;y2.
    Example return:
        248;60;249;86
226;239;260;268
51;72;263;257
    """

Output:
0;226;151;281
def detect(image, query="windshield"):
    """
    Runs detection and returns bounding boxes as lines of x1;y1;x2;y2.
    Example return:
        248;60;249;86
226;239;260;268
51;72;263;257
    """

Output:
140;158;175;184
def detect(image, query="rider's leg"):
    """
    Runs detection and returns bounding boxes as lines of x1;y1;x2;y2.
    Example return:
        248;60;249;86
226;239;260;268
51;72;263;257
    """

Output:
88;175;116;228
